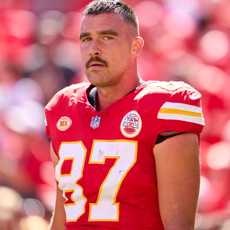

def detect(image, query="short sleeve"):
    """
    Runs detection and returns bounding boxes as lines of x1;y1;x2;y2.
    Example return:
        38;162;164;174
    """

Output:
156;81;205;135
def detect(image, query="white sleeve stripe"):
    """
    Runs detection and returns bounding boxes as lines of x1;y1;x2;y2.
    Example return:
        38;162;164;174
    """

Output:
158;102;204;125
160;102;202;113
157;113;205;125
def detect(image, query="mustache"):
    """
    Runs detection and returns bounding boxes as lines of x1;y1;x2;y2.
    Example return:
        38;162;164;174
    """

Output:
86;56;108;69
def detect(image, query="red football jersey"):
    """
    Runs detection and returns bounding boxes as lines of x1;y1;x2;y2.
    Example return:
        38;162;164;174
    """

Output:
45;81;204;230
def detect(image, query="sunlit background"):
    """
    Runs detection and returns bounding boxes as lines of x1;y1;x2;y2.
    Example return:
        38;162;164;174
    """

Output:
0;0;229;229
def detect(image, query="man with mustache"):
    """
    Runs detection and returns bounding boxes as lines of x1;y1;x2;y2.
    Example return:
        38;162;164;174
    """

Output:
45;0;205;229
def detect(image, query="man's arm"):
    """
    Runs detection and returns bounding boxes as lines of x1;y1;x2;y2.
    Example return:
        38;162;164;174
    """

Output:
49;143;66;230
153;132;200;230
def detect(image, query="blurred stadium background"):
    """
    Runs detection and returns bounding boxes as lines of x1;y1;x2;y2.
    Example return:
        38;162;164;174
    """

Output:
0;0;229;229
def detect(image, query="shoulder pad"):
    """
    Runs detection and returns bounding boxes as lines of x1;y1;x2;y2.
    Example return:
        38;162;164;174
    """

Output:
159;81;200;97
45;82;89;110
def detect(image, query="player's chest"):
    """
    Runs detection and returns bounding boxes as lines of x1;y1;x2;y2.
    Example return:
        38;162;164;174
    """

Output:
55;102;158;143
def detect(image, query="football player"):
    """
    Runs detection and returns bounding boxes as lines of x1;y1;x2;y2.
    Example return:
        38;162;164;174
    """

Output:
45;0;205;229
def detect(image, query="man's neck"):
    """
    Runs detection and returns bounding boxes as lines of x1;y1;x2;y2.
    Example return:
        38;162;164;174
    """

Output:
96;77;142;111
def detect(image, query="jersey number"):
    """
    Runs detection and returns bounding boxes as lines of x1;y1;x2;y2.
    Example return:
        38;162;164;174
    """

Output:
55;140;137;222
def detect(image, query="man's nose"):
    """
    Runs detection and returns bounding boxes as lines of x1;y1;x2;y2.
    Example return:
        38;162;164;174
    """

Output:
89;39;102;57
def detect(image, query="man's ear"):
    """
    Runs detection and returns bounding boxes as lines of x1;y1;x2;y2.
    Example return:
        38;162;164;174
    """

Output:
132;37;144;56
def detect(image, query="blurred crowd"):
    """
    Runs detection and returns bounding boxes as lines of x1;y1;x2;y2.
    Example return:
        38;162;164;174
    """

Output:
0;0;229;229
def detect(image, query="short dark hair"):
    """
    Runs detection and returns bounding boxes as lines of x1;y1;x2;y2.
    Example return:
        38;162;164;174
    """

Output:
82;0;139;35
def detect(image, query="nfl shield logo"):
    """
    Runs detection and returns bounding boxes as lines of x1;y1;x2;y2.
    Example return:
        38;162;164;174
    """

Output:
90;116;101;129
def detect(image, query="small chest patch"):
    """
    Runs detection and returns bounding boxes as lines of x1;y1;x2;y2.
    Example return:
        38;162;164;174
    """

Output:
56;116;72;131
120;111;142;138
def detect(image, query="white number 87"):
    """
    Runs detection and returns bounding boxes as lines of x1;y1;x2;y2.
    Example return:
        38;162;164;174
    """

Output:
55;140;137;222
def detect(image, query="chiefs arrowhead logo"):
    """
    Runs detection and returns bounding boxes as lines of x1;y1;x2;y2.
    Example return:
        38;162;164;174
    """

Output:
120;111;142;138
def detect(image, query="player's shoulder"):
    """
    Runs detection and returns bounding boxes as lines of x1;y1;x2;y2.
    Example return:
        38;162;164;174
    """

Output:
136;80;204;128
45;82;90;111
154;81;205;128
137;80;201;103
140;80;200;95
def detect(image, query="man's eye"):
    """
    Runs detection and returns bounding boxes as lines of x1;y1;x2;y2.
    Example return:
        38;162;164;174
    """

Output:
103;36;113;40
81;37;91;42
